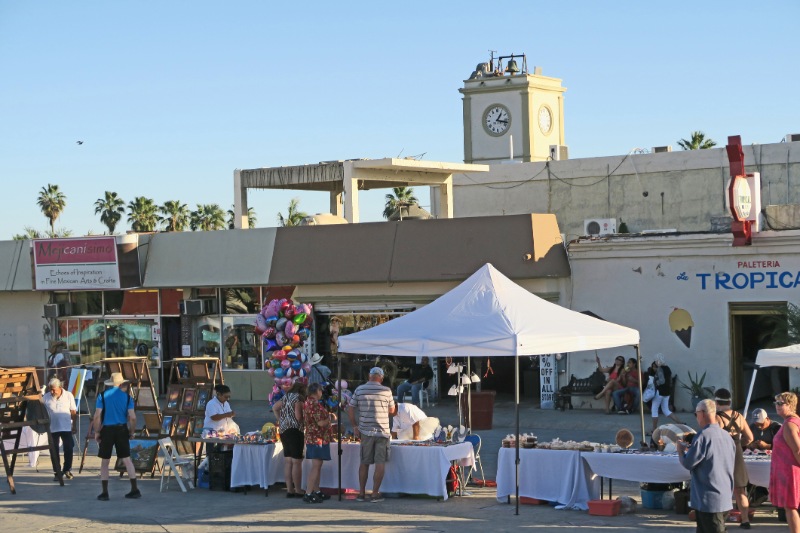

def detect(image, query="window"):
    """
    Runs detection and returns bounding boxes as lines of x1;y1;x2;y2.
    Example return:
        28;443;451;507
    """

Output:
194;316;221;359
222;317;260;370
79;319;104;364
223;287;260;314
72;292;103;315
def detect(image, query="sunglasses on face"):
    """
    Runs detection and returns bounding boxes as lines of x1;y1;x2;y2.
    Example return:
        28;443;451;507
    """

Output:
775;401;786;406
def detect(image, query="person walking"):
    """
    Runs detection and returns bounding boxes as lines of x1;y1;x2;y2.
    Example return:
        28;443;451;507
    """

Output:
649;353;683;434
302;382;335;504
769;391;800;533
714;388;754;529
42;377;77;482
347;366;395;503
678;399;736;533
93;372;139;501
272;381;307;498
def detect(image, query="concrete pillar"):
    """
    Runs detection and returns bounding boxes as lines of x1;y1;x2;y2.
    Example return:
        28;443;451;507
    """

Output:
329;189;343;218
342;162;359;223
438;176;454;219
233;170;249;229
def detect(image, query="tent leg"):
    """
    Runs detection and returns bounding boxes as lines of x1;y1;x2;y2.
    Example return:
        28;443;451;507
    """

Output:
337;355;342;502
742;369;758;418
467;358;472;433
515;352;520;516
635;345;646;447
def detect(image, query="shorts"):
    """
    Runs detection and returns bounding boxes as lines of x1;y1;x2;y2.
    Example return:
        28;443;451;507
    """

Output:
305;443;331;461
360;435;390;465
281;428;305;459
97;425;131;460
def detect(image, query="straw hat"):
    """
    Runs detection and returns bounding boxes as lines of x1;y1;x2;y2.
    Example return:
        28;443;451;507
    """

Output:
48;340;67;353
615;428;634;449
104;372;129;388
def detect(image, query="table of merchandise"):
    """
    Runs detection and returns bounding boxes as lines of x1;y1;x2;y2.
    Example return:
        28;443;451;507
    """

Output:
581;450;771;493
230;442;279;491
266;440;474;501
495;448;600;510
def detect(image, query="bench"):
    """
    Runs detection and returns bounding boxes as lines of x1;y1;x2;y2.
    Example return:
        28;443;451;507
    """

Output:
554;371;605;411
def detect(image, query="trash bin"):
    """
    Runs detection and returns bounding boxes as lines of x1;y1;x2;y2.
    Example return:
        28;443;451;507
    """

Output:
208;449;232;491
462;390;496;430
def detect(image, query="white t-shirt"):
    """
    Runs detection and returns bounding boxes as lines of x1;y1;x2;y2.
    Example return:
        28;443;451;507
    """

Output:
43;390;77;433
392;403;427;439
204;396;232;431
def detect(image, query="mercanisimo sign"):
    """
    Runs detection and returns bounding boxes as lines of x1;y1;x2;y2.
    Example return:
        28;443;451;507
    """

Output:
33;237;120;290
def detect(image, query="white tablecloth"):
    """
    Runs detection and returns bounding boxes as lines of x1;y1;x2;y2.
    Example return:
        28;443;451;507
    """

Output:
1;427;50;468
581;452;772;488
270;441;474;500
495;448;600;510
230;443;278;489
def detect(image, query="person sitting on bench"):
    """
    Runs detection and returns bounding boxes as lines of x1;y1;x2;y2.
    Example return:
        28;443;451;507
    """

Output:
612;358;641;414
396;357;433;406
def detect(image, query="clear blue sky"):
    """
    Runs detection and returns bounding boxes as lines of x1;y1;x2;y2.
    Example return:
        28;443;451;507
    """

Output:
1;1;799;237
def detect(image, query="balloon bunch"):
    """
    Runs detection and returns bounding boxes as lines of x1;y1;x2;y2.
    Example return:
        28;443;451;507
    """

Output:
256;298;314;396
326;380;353;411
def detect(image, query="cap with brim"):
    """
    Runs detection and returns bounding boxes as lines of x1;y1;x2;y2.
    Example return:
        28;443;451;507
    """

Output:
369;367;384;377
104;372;129;388
750;408;768;423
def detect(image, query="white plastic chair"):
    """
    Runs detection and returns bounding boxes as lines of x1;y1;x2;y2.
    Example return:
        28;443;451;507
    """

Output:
402;383;431;407
158;437;194;492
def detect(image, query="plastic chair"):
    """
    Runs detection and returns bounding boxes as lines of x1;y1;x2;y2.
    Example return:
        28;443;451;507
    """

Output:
401;380;431;407
158;437;194;492
464;434;485;484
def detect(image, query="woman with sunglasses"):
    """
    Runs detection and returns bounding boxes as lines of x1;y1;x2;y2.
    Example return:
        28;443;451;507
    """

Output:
770;392;800;532
594;354;626;414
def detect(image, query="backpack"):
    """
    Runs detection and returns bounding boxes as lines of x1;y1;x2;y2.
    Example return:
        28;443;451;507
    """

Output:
446;465;460;496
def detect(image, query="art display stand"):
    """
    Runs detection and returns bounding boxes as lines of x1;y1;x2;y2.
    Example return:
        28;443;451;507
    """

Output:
0;367;55;494
79;357;163;475
163;357;224;456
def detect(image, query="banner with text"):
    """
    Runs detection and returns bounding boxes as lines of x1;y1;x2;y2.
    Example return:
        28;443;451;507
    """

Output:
33;237;120;290
539;354;556;409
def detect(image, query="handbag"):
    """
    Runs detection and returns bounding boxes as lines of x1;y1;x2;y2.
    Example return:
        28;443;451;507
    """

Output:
642;375;656;403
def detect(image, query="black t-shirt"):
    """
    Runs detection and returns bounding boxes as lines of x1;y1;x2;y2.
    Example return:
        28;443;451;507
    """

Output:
409;364;433;384
750;420;781;445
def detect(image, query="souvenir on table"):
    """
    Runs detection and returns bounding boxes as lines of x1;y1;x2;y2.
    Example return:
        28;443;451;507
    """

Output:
175;415;190;437
161;415;174;436
181;388;196;411
166;386;181;410
195;388;211;411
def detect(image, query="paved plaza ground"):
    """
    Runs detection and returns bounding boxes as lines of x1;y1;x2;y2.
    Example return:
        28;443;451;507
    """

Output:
0;395;788;532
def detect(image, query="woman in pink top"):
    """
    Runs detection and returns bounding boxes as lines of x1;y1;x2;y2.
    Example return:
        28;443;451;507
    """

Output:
594;355;625;414
769;391;800;532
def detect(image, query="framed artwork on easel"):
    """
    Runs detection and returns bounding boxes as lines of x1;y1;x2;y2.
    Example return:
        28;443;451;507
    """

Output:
115;439;159;474
165;386;181;411
175;415;190;438
181;388;196;411
161;416;174;436
195;388;211;412
135;388;156;409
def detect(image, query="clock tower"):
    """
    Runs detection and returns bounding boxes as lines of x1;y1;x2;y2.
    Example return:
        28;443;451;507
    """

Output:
460;55;566;164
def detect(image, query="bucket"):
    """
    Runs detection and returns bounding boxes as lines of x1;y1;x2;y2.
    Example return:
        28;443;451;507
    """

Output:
641;489;667;509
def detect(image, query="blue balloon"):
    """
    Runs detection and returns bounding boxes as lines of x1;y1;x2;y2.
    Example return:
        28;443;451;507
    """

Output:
274;367;285;378
291;359;302;371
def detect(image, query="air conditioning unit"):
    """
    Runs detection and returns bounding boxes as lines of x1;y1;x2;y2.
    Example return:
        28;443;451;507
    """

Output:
549;144;569;161
786;134;800;143
202;298;219;315
652;145;672;153
44;302;72;318
180;299;204;316
584;218;617;236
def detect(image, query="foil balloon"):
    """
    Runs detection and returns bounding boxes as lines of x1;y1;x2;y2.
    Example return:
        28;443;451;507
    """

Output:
263;327;276;339
293;312;307;325
275;332;287;346
285;321;297;337
274;367;285;378
302;315;313;328
276;317;288;333
254;314;267;334
291;334;300;346
279;300;290;316
335;380;348;390
265;299;280;317
281;377;293;387
280;359;291;369
297;328;310;341
272;350;285;361
263;338;278;351
301;363;311;373
265;315;278;328
284;305;296;319
291;359;302;371
300;303;312;316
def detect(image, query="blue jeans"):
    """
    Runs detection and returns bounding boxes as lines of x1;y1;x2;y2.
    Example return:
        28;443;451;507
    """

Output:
612;386;640;412
397;381;422;405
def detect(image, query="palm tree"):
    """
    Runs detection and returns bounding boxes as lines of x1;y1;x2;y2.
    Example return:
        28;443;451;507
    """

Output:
46;228;73;238
159;200;190;232
190;204;226;231
677;131;717;150
277;198;308;227
13;226;42;240
127;196;159;232
94;191;125;234
227;205;257;229
36;184;67;234
382;186;419;219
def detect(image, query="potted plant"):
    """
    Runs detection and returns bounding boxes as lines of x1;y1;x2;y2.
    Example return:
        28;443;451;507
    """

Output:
680;371;715;409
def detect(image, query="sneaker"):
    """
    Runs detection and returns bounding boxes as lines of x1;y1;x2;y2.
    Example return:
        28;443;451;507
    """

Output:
370;492;384;503
355;494;369;502
303;493;321;504
124;489;142;499
63;471;74;480
315;491;331;500
739;523;751;530
53;473;60;482
97;492;109;501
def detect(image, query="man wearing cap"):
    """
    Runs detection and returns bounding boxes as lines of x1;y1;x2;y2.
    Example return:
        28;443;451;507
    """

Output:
678;399;736;533
347;366;395;503
308;353;332;388
747;408;781;451
93;372;139;500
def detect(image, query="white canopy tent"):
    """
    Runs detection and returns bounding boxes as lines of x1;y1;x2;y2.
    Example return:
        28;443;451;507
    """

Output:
338;263;641;513
743;344;800;416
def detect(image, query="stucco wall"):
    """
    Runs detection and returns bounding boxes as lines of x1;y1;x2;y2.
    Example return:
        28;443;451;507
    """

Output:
453;141;800;237
0;291;49;367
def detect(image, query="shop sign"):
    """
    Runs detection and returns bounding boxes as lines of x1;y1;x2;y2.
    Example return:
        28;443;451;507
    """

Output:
732;178;752;220
539;354;556;409
679;258;800;290
33;237;120;290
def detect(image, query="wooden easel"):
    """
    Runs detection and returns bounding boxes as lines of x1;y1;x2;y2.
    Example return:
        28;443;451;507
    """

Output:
0;367;57;494
79;357;163;474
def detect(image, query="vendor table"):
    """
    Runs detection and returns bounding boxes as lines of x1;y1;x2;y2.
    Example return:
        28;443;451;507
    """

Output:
268;441;474;501
495;448;600;510
230;443;279;492
581;451;772;496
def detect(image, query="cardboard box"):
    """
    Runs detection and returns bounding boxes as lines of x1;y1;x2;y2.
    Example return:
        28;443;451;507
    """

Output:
520;496;548;505
588;499;621;516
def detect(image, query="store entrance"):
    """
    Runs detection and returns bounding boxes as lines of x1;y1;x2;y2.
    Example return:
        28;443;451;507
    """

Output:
729;302;790;407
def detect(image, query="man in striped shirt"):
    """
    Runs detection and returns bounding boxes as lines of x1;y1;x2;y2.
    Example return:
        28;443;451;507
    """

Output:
347;366;395;502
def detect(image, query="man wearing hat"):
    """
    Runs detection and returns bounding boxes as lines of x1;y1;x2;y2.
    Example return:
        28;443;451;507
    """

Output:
347;366;395;503
308;353;331;388
92;372;139;500
747;408;781;451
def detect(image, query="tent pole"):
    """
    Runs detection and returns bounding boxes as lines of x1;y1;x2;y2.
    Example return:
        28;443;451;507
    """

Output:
515;351;520;516
337;354;342;501
742;368;758;418
635;345;646;447
467;358;472;433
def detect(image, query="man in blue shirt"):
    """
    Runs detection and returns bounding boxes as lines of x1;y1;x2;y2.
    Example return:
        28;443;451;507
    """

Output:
678;399;736;533
93;372;139;500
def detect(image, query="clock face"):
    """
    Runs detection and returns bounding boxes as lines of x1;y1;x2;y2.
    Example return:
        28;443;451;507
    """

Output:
538;105;553;134
483;105;511;136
